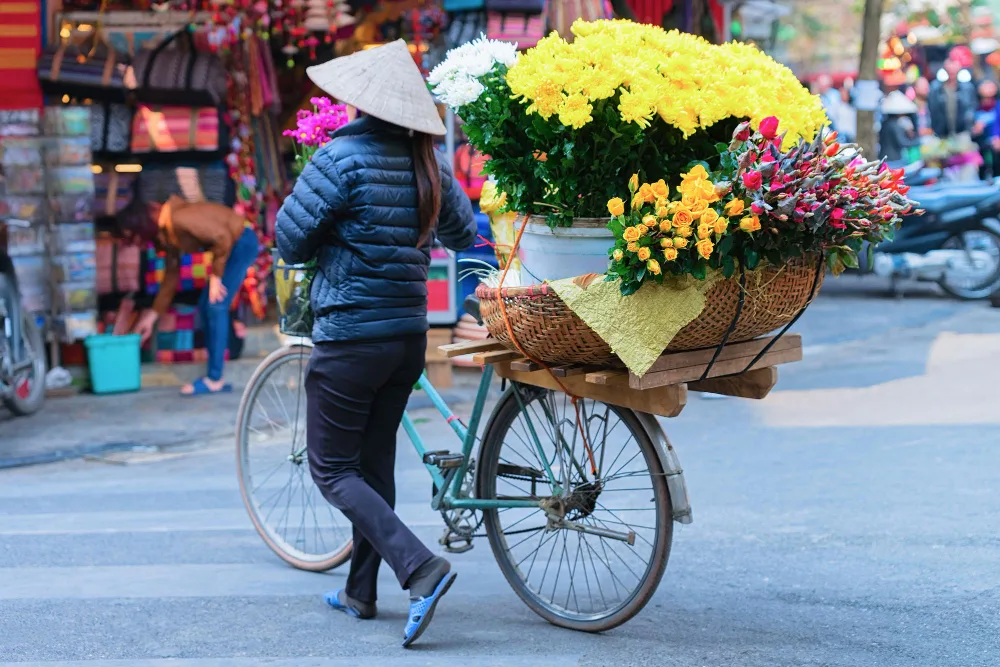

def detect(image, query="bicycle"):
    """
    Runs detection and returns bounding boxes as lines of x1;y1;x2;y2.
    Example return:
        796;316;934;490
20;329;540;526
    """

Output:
1;217;46;417
236;263;693;631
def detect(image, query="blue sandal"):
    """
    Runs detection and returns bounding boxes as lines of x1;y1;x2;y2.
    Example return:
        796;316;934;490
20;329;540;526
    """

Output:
402;571;457;648
323;589;377;619
182;377;233;397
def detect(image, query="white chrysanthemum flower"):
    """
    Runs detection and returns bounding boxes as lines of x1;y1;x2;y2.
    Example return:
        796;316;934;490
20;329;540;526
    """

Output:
446;76;486;107
427;59;458;86
463;50;496;78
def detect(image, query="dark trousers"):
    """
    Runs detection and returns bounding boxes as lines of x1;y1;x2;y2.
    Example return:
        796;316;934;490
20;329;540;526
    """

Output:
305;334;433;604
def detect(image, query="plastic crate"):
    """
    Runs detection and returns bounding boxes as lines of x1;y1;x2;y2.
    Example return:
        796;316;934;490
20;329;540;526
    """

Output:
84;334;141;394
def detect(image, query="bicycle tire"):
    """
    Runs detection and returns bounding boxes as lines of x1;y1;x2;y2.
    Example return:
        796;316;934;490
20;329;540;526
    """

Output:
2;305;46;417
236;344;353;572
477;385;673;633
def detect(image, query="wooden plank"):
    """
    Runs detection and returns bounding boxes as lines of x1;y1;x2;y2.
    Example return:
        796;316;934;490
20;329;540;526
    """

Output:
630;345;802;389
641;334;802;376
495;362;687;419
688;367;779;399
439;339;505;358
473;349;525;365
550;365;591;377
585;369;627;386
509;359;542;372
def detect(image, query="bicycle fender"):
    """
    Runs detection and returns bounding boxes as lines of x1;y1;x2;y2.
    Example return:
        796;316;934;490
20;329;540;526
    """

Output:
634;411;693;525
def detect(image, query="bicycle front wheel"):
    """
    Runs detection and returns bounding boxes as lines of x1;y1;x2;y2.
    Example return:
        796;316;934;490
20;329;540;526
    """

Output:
478;385;672;632
236;344;353;571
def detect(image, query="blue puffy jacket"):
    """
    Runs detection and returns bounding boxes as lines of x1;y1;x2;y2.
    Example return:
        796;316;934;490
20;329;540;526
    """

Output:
275;116;477;342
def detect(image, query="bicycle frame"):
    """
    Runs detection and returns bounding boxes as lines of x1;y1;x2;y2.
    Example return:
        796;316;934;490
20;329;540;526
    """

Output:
401;366;549;512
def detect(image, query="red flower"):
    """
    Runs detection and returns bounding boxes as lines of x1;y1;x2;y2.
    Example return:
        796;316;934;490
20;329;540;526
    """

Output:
830;207;847;229
761;152;777;163
742;170;763;190
824;142;841;157
758;116;780;140
751;201;766;215
735;126;752;141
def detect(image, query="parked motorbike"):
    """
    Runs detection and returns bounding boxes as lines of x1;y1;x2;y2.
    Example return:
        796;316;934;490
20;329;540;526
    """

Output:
1;218;46;416
865;177;1000;300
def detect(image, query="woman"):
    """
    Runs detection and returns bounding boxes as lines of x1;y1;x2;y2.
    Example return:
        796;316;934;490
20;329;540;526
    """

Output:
879;90;920;163
125;192;258;396
275;40;476;647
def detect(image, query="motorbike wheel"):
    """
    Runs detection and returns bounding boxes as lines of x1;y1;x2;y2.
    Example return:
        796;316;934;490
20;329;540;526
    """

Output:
3;311;46;416
939;226;1000;300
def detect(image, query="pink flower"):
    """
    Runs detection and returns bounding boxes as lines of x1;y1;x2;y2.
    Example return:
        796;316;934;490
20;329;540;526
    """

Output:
830;208;847;229
742;170;763;190
751;201;765;215
758;116;780;140
761;152;776;163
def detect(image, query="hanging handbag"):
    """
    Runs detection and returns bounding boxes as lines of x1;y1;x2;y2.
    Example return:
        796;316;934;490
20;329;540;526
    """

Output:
138;163;229;205
444;0;485;11
130;105;222;157
446;11;489;47
486;8;547;48
549;0;608;39
96;236;142;295
485;0;546;14
126;28;228;107
37;37;127;102
93;170;137;217
90;102;133;156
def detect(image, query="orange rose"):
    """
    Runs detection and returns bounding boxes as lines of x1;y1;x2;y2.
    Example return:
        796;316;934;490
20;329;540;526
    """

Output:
739;215;762;233
696;238;714;259
663;247;679;261
660;237;673;248
697;224;713;239
638;183;656;203
714;217;729;235
675;225;693;238
627;241;640;253
628;173;639;193
607;197;625;217
637;246;651;261
673;236;689;249
656;205;670;218
646;258;662;275
651;179;670;199
724;199;745;217
631;193;645;211
659;219;672;233
701;208;719;227
673;209;694;227
642;214;658;228
622;226;640;242
688;199;709;217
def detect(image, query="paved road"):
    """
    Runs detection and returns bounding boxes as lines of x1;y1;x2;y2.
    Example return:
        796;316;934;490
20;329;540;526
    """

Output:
1;283;999;666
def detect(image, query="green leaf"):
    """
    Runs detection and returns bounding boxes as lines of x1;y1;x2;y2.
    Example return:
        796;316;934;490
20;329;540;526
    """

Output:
841;251;859;269
715;142;729;155
745;248;760;269
722;254;736;278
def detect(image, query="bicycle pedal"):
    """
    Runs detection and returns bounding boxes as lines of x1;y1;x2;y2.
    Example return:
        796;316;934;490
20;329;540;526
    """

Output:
423;452;465;469
439;530;474;554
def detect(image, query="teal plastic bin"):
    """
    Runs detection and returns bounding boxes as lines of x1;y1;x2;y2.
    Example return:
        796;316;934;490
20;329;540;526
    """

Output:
84;334;142;395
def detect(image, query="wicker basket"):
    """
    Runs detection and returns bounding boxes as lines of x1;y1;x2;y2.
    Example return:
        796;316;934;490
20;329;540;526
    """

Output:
476;255;824;367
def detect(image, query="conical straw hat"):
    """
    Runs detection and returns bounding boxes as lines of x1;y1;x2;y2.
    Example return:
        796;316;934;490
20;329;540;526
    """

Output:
306;40;446;136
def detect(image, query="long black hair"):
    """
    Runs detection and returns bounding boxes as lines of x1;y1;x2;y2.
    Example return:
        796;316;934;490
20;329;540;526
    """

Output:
412;131;442;247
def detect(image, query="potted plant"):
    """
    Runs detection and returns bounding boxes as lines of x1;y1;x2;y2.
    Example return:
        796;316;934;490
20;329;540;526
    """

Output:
430;20;828;281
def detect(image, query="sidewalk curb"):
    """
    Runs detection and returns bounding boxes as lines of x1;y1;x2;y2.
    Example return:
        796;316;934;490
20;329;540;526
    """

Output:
0;387;489;471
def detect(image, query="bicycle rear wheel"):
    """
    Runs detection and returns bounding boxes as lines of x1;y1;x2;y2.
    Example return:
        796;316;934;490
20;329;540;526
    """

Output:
478;385;672;632
236;344;353;571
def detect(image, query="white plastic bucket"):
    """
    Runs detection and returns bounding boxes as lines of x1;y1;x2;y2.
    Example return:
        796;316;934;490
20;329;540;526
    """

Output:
517;216;614;282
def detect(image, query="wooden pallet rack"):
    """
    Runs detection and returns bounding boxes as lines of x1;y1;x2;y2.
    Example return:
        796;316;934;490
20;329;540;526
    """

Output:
439;334;802;418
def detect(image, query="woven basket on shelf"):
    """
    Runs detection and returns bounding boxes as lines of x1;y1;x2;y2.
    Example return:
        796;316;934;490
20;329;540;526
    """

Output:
476;255;824;367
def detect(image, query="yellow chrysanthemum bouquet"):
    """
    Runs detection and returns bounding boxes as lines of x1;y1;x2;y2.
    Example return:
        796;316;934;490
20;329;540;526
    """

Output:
430;20;827;227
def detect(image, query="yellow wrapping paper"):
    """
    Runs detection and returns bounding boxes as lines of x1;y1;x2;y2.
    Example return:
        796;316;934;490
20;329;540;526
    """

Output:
549;273;723;377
